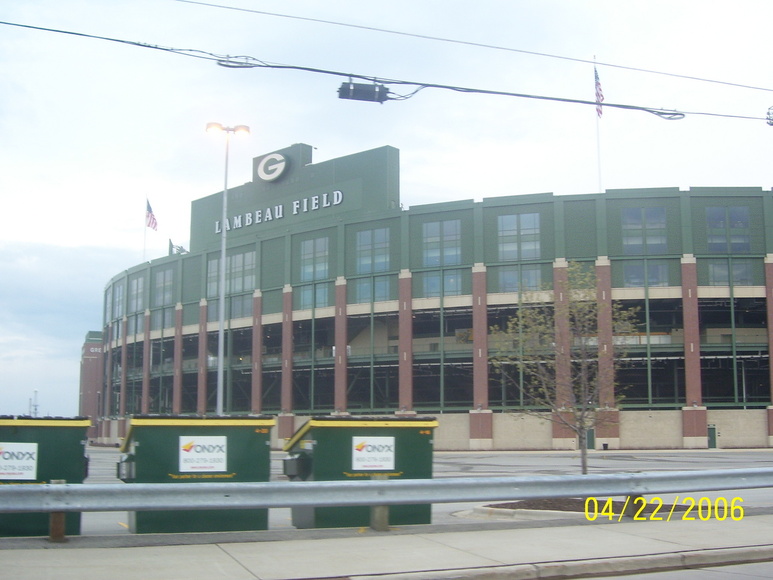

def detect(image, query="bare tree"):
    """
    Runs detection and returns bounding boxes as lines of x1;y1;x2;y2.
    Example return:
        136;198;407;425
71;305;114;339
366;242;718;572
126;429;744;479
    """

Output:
491;261;638;474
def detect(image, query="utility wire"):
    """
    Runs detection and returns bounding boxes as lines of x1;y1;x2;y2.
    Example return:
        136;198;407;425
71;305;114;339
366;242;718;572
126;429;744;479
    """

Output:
174;0;773;94
0;20;767;123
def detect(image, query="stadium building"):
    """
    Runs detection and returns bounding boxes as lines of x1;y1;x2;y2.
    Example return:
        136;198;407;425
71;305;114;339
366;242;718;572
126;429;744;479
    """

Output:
80;143;773;449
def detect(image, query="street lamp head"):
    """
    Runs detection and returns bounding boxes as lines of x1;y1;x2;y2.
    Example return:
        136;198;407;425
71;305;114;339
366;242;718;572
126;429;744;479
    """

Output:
206;122;250;135
206;122;225;134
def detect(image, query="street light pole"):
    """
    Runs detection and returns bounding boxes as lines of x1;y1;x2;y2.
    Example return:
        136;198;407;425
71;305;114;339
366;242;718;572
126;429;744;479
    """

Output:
206;122;250;416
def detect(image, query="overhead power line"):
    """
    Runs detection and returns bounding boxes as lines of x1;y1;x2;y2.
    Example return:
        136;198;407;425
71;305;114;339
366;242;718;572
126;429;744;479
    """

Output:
0;20;768;123
175;0;773;95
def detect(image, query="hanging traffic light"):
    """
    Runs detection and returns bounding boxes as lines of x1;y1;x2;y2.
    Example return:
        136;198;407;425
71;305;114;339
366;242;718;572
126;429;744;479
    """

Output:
338;82;390;103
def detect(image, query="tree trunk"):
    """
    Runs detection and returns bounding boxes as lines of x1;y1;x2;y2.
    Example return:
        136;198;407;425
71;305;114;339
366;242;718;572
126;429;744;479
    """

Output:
578;428;588;475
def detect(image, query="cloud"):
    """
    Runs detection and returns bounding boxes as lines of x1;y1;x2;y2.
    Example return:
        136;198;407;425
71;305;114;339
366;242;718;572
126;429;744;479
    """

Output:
0;243;139;415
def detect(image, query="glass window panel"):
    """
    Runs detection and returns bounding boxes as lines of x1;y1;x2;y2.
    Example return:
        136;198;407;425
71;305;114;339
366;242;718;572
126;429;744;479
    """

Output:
708;261;729;286
648;263;669;286
315;284;328;307
444;270;462;295
730;235;751;253
729;206;749;228
499;267;518;292
520;213;539;233
423;272;441;298
298;285;313;309
621;208;642;229
733;261;753;285
644;207;666;228
624;263;645;287
373;276;390;301
706;207;726;228
646;234;667;254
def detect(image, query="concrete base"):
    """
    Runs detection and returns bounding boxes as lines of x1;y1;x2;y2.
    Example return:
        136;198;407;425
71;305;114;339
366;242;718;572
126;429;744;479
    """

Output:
277;413;296;440
469;438;493;450
682;436;709;449
595;437;620;450
552;438;577;450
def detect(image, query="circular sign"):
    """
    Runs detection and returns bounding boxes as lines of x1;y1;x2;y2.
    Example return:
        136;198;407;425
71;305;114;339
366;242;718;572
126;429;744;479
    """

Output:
256;153;287;182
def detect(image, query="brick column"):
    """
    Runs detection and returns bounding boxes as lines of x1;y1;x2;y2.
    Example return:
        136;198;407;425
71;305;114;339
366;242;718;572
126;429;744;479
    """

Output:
104;328;113;425
681;255;707;447
251;291;263;414
141;310;151;414
552;259;574;449
119;316;128;418
334;277;348;413
595;258;619;449
278;285;295;439
398;270;414;412
172;303;183;414
470;264;492;448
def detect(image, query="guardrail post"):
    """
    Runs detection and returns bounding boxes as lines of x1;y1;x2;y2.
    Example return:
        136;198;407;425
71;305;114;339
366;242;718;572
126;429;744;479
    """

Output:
370;475;389;531
624;494;644;519
48;480;67;543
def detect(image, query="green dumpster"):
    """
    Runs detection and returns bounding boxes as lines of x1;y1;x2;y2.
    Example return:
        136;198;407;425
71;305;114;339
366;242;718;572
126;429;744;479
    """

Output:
0;416;91;537
118;415;275;533
282;415;438;528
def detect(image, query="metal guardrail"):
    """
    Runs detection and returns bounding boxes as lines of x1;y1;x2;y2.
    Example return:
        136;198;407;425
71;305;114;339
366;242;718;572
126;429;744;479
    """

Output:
2;468;773;514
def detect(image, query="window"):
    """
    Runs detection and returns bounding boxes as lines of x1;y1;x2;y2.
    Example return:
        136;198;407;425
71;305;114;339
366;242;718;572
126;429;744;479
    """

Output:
105;286;113;322
113;282;125;319
152;267;173;307
499;264;542;292
423;269;462;298
621;207;667;255
706;206;750;253
298;283;329;310
423;220;461;267
229;250;255;294
708;259;753;286
230;294;253;319
151;308;174;329
498;213;540;261
355;275;391;303
356;228;390;274
301;237;329;282
128;276;145;313
207;250;256;298
623;261;669;287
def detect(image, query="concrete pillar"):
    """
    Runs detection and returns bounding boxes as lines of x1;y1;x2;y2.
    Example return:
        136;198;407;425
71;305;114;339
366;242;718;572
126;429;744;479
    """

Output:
279;285;295;438
334;277;348;412
398;270;413;412
251;291;263;414
172;303;183;414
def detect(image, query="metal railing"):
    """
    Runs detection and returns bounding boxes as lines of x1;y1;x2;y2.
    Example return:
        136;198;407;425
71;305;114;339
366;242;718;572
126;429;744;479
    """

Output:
2;468;773;514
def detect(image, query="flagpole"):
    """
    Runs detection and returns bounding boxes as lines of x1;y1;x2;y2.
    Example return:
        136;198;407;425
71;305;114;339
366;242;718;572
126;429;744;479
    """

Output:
143;200;147;262
594;60;604;193
596;112;603;193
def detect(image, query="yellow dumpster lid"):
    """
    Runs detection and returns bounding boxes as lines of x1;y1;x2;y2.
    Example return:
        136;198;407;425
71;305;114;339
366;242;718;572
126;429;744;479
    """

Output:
128;415;276;427
0;416;91;427
283;415;438;452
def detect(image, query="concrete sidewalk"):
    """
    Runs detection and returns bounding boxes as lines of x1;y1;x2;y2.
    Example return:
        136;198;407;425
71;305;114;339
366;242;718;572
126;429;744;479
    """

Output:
1;514;773;580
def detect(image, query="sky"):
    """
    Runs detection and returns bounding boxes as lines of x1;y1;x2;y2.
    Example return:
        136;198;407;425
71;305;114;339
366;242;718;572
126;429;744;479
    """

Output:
1;0;772;416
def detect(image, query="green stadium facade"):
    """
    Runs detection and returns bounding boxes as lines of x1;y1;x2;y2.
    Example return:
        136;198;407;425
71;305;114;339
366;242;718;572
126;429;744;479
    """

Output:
80;144;773;449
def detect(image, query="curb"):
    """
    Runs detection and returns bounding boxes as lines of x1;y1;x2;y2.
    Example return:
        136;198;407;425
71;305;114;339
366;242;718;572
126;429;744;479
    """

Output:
353;545;773;580
471;506;587;521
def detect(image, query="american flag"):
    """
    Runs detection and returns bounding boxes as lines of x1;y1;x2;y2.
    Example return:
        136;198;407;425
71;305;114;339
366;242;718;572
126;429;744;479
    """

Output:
146;200;158;231
594;66;604;117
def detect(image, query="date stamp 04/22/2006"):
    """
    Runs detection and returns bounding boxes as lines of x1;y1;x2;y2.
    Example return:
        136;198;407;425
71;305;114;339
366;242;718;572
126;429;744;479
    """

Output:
584;496;745;522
